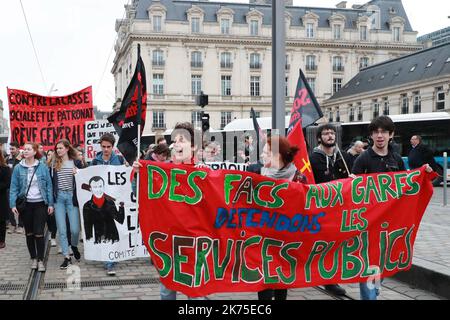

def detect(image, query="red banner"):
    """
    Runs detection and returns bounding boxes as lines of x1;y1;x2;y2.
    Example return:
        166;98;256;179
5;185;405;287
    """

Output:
8;87;94;151
139;162;434;297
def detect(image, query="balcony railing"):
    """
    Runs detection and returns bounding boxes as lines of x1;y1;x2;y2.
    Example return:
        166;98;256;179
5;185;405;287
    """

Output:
152;60;165;67
191;61;203;68
220;62;233;69
306;65;317;71
333;65;345;72
250;63;262;69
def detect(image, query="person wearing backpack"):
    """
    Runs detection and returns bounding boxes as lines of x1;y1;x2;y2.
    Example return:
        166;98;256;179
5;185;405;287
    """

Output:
9;142;54;272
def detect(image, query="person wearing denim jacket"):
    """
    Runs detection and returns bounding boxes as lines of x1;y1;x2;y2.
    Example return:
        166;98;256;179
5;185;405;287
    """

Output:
90;133;124;276
10;142;54;272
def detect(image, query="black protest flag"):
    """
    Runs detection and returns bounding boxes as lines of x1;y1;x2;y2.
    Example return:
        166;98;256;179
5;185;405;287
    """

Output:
287;69;324;184
108;53;147;165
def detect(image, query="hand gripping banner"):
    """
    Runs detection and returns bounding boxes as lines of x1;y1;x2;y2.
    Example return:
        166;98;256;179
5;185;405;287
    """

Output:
138;162;434;297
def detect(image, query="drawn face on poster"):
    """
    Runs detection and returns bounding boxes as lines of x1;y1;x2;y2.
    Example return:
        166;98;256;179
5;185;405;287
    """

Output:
75;166;149;262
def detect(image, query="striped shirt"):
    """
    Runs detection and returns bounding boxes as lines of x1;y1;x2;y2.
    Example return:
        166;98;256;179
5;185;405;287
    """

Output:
57;160;74;191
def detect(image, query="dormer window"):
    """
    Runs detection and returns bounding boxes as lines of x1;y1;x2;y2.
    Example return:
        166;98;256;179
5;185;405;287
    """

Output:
148;3;167;32
187;5;205;34
250;20;259;36
333;24;342;40
393;27;400;41
221;19;230;35
153;16;162;32
410;65;417;72
191;17;200;33
306;23;315;38
426;61;434;68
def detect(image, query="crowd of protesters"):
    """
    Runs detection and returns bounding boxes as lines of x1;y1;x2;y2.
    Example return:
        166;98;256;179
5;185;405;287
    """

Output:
0;116;437;300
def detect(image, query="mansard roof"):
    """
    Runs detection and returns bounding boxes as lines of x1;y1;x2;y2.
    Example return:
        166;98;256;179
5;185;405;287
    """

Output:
328;43;450;101
134;0;414;32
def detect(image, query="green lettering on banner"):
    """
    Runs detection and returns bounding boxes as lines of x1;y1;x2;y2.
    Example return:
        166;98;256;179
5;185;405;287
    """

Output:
253;181;275;207
360;231;376;277
405;171;421;195
194;237;213;287
341;236;363;280
304;241;329;283
169;169;187;202
173;236;194;286
268;183;289;208
232;239;244;282
148;165;168;199
241;236;263;283
317;241;340;280
224;174;242;205
148;232;172;277
394;173;408;197
398;226;415;269
330;183;344;207
305;185;320;209
212;239;234;280
277;242;302;284
364;176;382;203
185;171;207;205
377;174;398;201
385;228;406;271
379;229;388;273
262;239;283;284
352;176;364;204
318;185;332;208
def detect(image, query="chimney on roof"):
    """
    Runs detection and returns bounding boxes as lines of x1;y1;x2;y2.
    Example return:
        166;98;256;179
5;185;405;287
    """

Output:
336;1;347;9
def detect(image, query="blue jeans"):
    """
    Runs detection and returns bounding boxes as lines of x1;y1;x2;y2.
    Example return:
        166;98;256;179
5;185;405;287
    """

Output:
359;279;382;300
104;261;117;270
54;191;79;257
160;283;206;300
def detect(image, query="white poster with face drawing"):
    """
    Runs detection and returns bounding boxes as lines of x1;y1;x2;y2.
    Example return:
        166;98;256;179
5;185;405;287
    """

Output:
75;165;149;262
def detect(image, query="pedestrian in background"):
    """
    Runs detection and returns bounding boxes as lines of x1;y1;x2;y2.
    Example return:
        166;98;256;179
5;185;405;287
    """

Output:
6;142;24;234
346;140;364;170
9;142;54;272
0;152;11;249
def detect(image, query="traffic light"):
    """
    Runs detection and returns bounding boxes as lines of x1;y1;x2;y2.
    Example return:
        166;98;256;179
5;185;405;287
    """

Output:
201;112;210;132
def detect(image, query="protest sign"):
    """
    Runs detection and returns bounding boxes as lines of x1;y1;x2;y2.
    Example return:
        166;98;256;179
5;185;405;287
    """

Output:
138;162;434;297
205;162;248;172
85;120;120;161
8;87;94;150
76;165;149;262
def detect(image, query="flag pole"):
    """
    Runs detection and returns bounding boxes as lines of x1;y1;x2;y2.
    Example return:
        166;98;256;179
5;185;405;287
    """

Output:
136;44;142;216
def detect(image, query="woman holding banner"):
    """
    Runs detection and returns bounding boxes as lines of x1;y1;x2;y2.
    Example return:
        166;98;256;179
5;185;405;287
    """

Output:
49;139;83;270
9;142;54;272
252;135;307;300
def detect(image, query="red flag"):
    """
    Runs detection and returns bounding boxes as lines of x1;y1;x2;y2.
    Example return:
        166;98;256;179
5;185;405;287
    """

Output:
287;70;323;183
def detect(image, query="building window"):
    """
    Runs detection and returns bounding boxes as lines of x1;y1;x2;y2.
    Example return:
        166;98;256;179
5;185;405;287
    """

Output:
191;111;202;128
393;27;400;42
191;51;203;68
372;100;380;119
333;56;344;72
285;54;290;70
250;20;259;36
306;55;317;71
436;87;445;110
250;53;261;69
221;75;231;96
285;77;289;97
191;75;202;96
250;110;261;118
191;17;200;33
360;25;367;41
306;23;315;38
336;107;341;122
383;97;389;115
152;110;165;129
328;109;334;122
221;19;230;35
333;24;342;40
333;78;342;94
152;50;164;66
152;74;164;95
401;94;409;114
221;111;232;129
349;107;355;122
357;103;363;121
360;57;369;70
153;16;162;32
220;52;232;68
250;76;260;97
306;77;316;94
413;91;421;113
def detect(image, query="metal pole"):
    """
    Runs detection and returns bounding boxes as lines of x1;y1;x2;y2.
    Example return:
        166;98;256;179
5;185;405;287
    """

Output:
444;152;448;207
272;0;286;136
